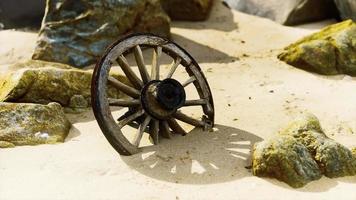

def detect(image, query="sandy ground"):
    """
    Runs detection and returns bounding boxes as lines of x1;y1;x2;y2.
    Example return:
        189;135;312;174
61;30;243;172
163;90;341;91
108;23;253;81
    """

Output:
1;2;356;200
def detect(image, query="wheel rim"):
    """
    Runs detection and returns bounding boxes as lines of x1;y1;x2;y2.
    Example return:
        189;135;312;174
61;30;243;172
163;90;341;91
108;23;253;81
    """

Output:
92;34;215;155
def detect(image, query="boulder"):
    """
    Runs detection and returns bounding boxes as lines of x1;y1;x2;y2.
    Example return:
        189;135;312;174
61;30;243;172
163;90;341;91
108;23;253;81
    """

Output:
223;0;338;25
278;20;356;76
252;114;356;188
0;102;71;147
32;0;170;68
252;135;322;188
334;0;356;21
0;0;45;29
0;60;128;108
161;0;213;21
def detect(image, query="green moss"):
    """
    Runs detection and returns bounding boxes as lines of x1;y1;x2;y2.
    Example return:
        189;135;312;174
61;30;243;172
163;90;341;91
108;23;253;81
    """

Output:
0;102;71;147
0;61;128;108
253;113;356;188
252;135;322;188
0;141;16;148
278;20;356;76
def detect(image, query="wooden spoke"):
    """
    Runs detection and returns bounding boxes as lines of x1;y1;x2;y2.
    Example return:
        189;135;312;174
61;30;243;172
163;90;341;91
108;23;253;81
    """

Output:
133;115;151;147
133;45;151;83
182;76;196;87
151;46;162;80
117;55;143;89
108;76;140;98
108;98;140;107
165;57;182;79
118;109;145;128
149;120;159;145
183;99;207;107
173;111;205;127
167;118;187;136
159;121;172;139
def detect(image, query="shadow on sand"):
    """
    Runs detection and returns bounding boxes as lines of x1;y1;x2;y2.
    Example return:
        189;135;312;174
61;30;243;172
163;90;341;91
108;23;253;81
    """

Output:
121;124;262;184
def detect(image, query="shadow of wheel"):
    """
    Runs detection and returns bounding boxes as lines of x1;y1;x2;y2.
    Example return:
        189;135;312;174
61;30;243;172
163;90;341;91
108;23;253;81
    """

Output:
121;124;262;184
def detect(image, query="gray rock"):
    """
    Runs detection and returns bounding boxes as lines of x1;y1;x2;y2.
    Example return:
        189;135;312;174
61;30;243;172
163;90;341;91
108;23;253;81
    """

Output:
334;0;356;21
223;0;338;25
0;0;45;29
32;0;170;68
161;0;213;21
0;102;71;147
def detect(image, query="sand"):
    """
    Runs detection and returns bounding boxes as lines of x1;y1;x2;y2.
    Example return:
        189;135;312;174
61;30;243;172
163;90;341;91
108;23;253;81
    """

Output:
1;1;356;200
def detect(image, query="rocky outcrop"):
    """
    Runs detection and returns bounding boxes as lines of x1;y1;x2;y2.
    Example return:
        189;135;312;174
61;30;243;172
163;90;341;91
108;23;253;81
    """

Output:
0;0;45;29
0;60;127;108
161;0;213;21
32;0;170;68
278;20;356;76
223;0;337;25
252;114;356;188
0;102;71;147
334;0;356;21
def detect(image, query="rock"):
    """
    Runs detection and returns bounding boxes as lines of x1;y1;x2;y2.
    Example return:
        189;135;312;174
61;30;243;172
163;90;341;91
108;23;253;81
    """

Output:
0;60;128;108
278;20;356;76
252;113;356;188
0;102;71;147
334;0;356;21
161;0;213;21
223;0;338;25
0;141;16;148
32;0;170;68
0;0;45;29
252;135;322;188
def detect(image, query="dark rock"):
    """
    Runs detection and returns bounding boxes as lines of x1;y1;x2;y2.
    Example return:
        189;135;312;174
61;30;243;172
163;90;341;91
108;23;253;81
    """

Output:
0;0;46;29
32;0;170;68
253;114;356;188
161;0;213;21
278;20;356;76
223;0;338;25
334;0;356;21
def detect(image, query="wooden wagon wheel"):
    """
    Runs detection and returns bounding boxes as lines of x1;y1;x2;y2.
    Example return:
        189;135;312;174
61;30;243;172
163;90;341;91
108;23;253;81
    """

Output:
91;34;214;155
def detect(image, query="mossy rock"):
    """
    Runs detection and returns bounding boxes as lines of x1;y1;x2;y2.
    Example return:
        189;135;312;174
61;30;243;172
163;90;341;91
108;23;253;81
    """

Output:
253;113;356;188
252;135;322;188
0;102;71;147
161;0;213;21
32;0;170;68
0;60;128;108
278;20;356;76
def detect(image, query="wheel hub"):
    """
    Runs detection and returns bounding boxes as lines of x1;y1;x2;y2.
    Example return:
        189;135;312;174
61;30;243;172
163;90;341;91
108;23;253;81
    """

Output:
141;79;186;120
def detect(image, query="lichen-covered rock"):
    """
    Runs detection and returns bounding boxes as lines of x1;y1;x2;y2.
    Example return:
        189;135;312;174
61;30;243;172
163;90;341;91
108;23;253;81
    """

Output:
253;114;356;188
0;61;127;108
32;0;170;68
278;20;356;76
0;141;16;148
161;0;213;21
0;102;71;147
334;0;356;21
252;135;322;188
223;0;337;25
